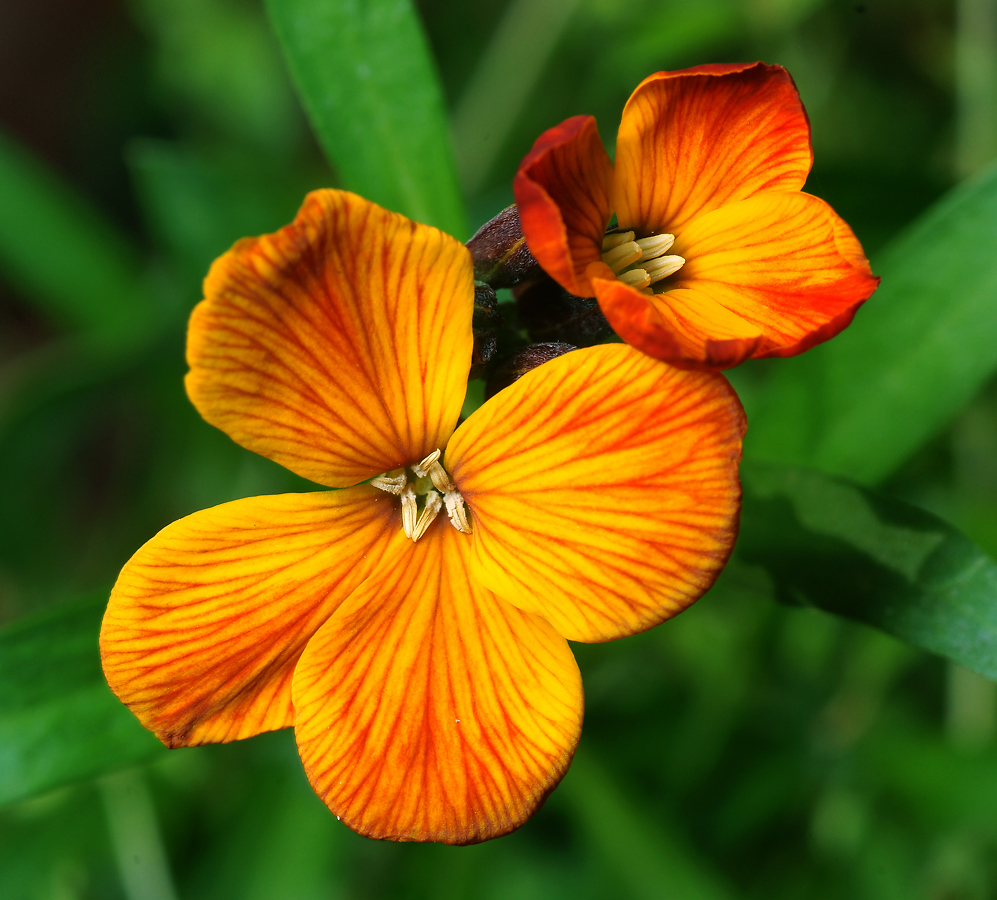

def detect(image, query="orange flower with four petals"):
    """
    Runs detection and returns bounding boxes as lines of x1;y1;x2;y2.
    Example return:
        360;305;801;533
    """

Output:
101;190;746;843
514;62;880;368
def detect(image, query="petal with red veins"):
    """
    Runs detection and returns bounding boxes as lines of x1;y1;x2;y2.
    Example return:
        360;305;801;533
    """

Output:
101;487;398;747
292;523;582;844
514;115;614;298
187;190;473;487
614;63;812;236
664;191;879;361
447;344;745;642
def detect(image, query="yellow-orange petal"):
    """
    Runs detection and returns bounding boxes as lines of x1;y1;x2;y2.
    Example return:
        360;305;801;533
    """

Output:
514;115;614;298
446;344;745;642
187;190;474;488
292;522;582;844
672;192;877;359
613;62;812;236
594;278;767;369
100;487;398;747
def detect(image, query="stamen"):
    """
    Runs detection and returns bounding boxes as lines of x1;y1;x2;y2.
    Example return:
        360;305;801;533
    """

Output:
370;471;407;494
400;485;418;539
412;449;441;478
635;233;675;258
445;491;473;534
601;231;636;251
644;255;686;283
619;268;652;290
411;491;443;541
427;460;456;493
602;241;642;274
381;451;470;541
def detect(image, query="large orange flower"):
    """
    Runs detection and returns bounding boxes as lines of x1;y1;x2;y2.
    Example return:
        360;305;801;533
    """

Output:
100;190;746;844
514;62;880;368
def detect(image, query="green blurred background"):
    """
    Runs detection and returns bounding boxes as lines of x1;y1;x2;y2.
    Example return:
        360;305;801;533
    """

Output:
2;0;997;897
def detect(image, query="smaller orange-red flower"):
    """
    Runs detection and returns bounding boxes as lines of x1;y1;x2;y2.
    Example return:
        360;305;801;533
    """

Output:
514;62;880;368
100;190;746;844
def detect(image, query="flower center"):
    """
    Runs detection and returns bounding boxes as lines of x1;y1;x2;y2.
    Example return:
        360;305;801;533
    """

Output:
601;230;685;294
370;449;472;542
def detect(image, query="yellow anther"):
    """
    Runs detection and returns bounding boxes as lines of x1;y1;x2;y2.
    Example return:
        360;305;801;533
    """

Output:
445;491;473;534
400;485;418;539
602;241;642;274
619;268;652;290
427;460;456;493
384;451;469;541
411;491;443;540
644;255;686;283
412;449;441;478
601;231;636;251
635;233;675;258
370;471;407;494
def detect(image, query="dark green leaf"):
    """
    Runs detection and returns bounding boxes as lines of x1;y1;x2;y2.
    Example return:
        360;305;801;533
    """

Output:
265;0;467;237
746;161;997;483
0;131;147;336
738;461;997;680
0;596;167;806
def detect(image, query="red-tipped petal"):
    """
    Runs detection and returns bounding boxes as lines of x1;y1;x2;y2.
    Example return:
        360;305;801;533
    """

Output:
187;190;473;487
614;63;812;236
596;192;878;367
514;116;614;298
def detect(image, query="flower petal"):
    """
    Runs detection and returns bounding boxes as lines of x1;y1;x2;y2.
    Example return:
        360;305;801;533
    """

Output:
595;192;878;367
187;190;474;487
292;524;582;844
100;487;398;747
514;115;614;297
446;344;745;642
613;62;812;236
594;280;765;369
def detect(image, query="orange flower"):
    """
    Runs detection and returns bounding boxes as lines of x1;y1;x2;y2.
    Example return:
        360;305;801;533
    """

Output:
100;190;746;844
514;62;880;368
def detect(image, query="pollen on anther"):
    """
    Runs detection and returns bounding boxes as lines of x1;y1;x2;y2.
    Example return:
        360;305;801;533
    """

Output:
602;241;642;274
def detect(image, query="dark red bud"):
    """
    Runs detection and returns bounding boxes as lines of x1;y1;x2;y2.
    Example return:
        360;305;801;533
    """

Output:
466;205;540;289
485;342;576;398
470;283;501;380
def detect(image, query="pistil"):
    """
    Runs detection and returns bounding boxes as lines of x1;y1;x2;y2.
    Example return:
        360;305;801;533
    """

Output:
601;229;685;292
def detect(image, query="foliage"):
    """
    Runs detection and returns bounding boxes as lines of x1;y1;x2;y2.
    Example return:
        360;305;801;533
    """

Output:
1;0;997;896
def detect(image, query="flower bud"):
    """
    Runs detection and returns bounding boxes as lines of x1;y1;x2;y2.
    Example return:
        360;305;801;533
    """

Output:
470;283;501;379
486;342;576;398
466;205;540;289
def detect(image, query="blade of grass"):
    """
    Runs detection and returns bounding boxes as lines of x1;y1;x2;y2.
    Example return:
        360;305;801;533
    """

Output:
265;0;467;237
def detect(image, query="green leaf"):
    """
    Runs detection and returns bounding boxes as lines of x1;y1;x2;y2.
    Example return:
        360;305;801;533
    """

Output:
0;131;147;336
558;746;739;900
127;139;314;280
0;596;167;807
738;461;997;680
746;160;997;483
265;0;467;237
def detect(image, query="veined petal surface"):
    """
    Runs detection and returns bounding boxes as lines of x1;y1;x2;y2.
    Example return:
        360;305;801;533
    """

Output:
187;190;474;487
594;275;765;368
614;63;812;236
293;522;582;844
669;191;877;361
514;115;614;297
447;344;746;642
101;487;397;747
